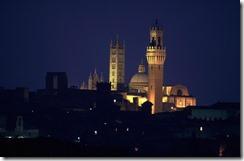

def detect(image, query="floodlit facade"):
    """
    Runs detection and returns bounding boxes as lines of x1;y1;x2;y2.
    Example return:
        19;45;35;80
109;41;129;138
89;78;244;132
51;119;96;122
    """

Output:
109;36;125;90
125;84;196;110
146;21;166;114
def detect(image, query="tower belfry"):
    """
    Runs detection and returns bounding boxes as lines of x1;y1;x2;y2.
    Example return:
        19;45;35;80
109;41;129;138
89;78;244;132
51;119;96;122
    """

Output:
109;35;125;90
146;20;166;114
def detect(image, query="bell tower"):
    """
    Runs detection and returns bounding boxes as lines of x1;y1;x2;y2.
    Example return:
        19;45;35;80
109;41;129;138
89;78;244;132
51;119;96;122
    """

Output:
109;36;125;90
146;20;166;114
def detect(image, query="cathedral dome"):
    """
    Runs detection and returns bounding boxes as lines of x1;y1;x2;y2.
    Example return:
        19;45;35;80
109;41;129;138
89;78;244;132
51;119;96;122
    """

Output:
130;73;148;84
129;60;148;93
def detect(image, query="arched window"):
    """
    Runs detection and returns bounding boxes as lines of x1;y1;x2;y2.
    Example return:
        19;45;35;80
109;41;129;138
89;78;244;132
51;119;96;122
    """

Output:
177;89;183;96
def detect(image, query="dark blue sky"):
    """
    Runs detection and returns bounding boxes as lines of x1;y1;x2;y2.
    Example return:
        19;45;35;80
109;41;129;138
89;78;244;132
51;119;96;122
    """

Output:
0;0;240;105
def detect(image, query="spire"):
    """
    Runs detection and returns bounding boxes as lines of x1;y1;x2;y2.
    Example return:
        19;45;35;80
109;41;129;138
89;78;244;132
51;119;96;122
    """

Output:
100;72;104;82
110;40;113;48
89;72;92;79
115;34;120;47
138;59;145;73
80;81;87;90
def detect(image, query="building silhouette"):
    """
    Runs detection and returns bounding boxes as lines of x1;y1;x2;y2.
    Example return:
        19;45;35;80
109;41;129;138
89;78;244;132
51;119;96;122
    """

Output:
45;72;68;90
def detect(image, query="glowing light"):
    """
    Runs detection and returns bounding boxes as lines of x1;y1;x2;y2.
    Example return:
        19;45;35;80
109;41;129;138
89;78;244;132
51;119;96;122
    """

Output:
89;108;93;111
94;130;98;135
104;122;107;125
126;128;129;132
31;110;34;113
219;145;225;157
77;137;80;140
134;147;139;152
162;96;168;102
171;106;174;110
113;99;116;103
125;95;147;106
200;126;203;131
7;136;12;139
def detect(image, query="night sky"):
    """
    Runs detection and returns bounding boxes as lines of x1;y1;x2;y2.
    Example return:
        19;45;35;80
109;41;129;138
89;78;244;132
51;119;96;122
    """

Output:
0;0;240;105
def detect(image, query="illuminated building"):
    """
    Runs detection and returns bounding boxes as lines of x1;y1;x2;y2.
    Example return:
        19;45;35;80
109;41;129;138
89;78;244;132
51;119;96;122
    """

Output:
109;36;125;90
125;20;196;113
80;69;103;90
129;60;148;93
162;85;196;109
80;20;196;113
125;84;196;110
146;20;166;114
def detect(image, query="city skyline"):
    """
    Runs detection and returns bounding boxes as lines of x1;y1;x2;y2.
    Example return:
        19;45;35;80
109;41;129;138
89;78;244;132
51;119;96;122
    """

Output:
0;0;240;157
0;0;240;106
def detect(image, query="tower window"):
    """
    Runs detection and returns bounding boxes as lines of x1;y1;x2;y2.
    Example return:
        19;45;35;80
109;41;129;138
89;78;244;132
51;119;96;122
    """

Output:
112;64;116;69
112;57;116;62
118;64;123;69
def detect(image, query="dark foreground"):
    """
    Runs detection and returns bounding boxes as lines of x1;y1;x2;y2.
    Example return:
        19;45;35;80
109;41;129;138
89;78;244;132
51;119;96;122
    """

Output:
0;136;240;157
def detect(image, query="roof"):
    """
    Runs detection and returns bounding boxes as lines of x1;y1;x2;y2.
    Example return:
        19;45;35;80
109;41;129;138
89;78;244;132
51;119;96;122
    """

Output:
130;73;148;84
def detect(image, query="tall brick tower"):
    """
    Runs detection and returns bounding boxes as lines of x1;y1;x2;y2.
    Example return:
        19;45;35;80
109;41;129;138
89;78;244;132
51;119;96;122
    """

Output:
146;20;166;114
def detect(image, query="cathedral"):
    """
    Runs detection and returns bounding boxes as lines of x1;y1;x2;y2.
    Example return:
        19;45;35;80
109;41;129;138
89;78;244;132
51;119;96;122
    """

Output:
81;20;196;114
80;69;103;90
127;61;197;111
